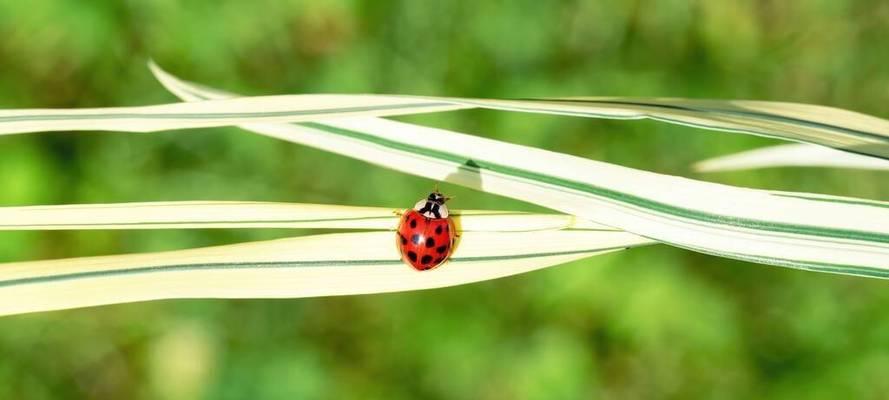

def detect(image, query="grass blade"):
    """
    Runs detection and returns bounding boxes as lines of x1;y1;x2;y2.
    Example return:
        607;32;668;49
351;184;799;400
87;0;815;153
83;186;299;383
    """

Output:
0;230;652;316
0;94;467;136
3;61;885;163
152;65;889;277
456;97;889;160
695;144;889;172
0;201;612;232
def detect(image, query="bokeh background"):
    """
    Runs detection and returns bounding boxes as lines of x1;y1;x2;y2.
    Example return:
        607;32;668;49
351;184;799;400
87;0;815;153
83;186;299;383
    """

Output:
0;1;888;399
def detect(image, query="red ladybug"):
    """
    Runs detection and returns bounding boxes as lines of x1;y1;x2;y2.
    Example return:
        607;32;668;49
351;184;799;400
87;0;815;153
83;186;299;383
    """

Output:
396;190;456;271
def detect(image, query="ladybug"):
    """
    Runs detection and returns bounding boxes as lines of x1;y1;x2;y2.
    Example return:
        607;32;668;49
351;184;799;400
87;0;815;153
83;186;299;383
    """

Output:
396;190;456;271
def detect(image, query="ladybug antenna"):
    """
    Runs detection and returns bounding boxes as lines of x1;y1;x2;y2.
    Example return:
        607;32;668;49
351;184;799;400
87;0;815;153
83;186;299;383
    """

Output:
432;183;440;193
444;195;455;203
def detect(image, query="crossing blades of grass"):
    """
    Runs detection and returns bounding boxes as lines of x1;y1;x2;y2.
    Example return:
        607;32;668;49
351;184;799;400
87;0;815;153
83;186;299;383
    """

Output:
151;64;889;278
0;64;884;280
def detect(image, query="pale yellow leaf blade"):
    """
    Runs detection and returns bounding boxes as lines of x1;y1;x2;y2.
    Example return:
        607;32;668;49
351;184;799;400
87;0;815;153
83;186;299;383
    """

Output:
0;230;653;316
0;201;615;232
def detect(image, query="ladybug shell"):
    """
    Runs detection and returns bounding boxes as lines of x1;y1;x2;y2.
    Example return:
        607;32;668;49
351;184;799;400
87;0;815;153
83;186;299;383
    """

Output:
396;209;456;271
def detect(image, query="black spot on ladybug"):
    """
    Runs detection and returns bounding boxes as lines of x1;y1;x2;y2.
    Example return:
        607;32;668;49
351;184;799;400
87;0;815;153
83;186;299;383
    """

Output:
411;234;421;245
435;226;443;234
425;237;435;247
399;234;407;245
409;219;417;228
421;255;432;264
407;251;417;262
436;245;448;254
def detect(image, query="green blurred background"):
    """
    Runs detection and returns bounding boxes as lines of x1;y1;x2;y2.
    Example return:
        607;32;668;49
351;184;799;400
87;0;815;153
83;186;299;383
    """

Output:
0;1;888;399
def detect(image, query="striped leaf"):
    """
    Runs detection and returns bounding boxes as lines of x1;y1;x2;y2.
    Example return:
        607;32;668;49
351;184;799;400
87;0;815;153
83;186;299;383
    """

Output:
0;94;466;136
2;61;886;163
151;65;889;277
0;201;614;232
455;97;889;161
150;60;889;160
695;144;889;172
0;229;651;316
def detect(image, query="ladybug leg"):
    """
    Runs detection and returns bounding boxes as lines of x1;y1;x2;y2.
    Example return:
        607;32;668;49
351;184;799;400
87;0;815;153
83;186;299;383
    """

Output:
392;209;404;216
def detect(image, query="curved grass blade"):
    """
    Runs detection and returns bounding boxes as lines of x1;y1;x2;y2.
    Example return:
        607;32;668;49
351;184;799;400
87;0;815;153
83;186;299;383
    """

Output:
766;191;889;210
146;62;889;162
0;94;467;136
4;60;885;162
0;230;653;316
152;66;889;277
0;201;615;232
694;144;889;172
150;62;889;161
455;97;889;160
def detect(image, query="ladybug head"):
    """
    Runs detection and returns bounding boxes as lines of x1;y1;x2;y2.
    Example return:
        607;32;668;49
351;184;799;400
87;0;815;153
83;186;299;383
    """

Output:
427;191;448;205
414;191;450;219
